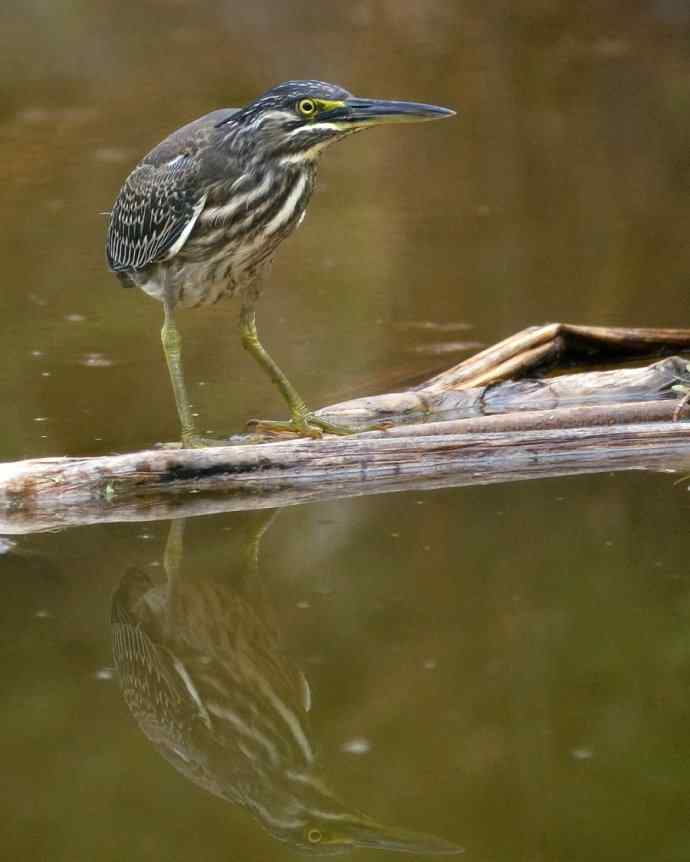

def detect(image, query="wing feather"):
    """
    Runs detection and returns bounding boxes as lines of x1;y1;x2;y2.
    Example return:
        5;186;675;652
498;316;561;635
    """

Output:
106;155;205;273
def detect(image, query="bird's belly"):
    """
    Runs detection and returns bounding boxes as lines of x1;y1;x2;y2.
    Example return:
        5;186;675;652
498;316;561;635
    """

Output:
138;220;284;309
179;270;233;308
178;233;277;307
139;256;238;309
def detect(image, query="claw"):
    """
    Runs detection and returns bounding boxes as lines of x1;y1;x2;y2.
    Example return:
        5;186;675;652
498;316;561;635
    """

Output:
247;417;324;438
247;411;380;438
179;434;231;449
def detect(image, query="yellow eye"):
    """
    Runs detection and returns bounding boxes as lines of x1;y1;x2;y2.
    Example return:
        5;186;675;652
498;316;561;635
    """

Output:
298;99;317;117
307;828;322;844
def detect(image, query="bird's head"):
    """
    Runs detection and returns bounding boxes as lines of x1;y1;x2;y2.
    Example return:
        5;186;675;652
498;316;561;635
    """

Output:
221;79;455;164
282;814;463;856
252;771;463;856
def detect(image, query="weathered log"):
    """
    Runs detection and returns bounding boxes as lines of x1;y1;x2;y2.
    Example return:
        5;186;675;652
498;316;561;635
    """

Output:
316;355;687;427
1;324;690;534
0;420;687;534
314;324;690;426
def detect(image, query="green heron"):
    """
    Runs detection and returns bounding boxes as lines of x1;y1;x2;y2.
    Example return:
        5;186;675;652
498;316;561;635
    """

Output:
111;515;461;854
106;80;454;446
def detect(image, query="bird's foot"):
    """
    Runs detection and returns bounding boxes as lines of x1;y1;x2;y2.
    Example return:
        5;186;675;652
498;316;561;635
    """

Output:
183;433;232;448
155;433;232;450
247;412;388;439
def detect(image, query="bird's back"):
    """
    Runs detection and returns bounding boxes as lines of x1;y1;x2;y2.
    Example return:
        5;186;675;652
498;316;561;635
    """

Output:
140;109;239;167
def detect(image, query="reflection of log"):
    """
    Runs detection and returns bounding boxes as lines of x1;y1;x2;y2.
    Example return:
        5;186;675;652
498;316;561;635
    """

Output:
2;324;690;534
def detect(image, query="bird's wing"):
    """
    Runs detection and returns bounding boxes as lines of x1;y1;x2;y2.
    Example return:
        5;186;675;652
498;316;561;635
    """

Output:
106;108;241;273
111;568;214;738
106;154;206;273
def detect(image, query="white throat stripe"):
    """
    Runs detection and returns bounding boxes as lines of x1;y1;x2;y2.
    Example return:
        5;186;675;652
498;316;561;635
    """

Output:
264;173;309;235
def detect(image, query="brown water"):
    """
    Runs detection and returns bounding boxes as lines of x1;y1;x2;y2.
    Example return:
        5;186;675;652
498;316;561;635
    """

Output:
2;1;690;860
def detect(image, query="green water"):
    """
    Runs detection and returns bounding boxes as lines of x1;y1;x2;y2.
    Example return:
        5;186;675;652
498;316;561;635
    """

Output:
2;1;690;859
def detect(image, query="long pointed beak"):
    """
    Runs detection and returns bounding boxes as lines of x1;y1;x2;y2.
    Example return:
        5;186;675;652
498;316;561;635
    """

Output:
335;815;464;855
328;97;455;128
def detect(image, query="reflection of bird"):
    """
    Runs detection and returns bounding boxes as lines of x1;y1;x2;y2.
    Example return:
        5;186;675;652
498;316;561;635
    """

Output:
106;80;454;445
111;515;460;855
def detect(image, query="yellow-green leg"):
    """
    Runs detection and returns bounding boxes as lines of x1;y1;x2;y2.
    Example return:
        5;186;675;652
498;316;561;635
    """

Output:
239;303;366;438
163;516;186;581
161;300;221;448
